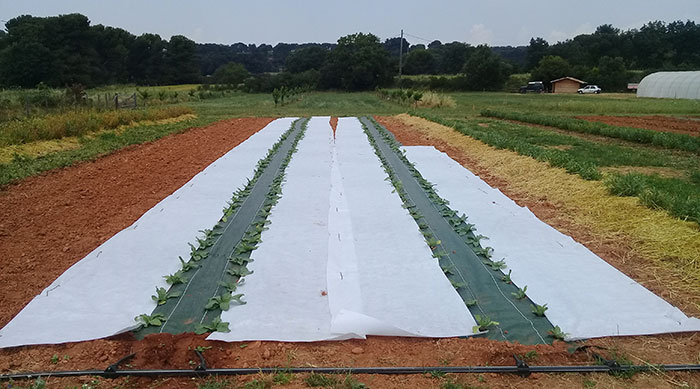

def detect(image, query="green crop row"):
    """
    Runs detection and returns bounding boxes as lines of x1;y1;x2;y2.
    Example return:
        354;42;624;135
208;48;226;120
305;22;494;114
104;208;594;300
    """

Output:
480;109;700;154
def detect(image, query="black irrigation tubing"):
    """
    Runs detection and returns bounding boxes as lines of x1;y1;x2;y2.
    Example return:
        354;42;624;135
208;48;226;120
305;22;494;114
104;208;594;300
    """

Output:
3;363;700;380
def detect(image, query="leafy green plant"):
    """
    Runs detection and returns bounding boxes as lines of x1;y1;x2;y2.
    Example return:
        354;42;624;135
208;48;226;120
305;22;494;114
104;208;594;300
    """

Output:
472;314;499;333
466;299;477;307
305;372;337;387
179;256;199;271
205;293;245;311
501;269;512;284
152;286;180;305
227;265;253;278
164;270;187;285
488;259;506;270
134;313;166;327
50;354;59;364
195;317;231;335
194;345;212;353
548;325;568;340
512;285;528;299
531;303;549;317
219;280;239;293
450;280;467;289
523;350;539;361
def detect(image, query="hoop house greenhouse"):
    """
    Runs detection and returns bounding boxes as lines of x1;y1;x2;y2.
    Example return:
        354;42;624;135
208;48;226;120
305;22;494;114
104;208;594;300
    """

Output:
637;71;700;99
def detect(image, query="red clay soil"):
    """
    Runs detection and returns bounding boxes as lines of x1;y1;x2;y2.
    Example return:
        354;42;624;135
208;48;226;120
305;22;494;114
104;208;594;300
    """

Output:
1;116;699;388
0;117;273;328
578;115;700;137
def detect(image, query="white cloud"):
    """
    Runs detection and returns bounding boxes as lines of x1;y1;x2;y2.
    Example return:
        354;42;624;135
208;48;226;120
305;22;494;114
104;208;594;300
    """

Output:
547;23;594;43
467;24;494;45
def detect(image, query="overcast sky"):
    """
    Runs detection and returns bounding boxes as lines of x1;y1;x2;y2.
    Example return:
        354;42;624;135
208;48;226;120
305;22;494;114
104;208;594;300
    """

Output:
1;0;698;46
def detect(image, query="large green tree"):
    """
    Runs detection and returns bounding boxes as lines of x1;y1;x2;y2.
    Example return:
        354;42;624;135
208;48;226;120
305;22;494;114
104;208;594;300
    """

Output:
462;45;512;90
531;55;572;88
320;33;391;91
285;46;328;73
403;48;436;75
211;62;249;86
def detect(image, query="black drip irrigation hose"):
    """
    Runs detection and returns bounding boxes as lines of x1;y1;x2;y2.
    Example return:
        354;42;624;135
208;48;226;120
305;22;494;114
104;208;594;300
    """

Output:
2;353;699;381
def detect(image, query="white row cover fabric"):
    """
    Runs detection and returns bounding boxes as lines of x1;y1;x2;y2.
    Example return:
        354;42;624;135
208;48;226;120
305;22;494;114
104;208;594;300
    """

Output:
0;118;298;348
210;118;475;342
403;145;700;340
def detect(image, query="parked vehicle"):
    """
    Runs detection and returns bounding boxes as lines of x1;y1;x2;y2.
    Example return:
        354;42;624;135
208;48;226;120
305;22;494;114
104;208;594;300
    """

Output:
519;81;545;93
578;85;602;94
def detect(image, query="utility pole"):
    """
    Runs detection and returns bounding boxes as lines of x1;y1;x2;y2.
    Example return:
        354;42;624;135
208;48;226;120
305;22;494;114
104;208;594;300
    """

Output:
398;29;404;87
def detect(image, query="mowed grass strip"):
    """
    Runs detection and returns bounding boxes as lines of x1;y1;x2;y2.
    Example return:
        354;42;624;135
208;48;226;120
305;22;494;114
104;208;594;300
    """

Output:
392;114;700;304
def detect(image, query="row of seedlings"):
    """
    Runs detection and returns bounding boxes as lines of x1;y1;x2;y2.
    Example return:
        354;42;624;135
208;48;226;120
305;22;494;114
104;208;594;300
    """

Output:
133;119;307;334
362;118;566;340
196;119;309;334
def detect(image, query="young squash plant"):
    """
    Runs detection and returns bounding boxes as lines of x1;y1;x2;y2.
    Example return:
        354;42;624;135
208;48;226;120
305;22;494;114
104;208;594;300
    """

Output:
472;314;499;333
152;287;181;305
512;285;528;299
164;270;187;285
531;303;549;317
205;293;246;311
195;317;231;335
135;313;166;327
548;325;568;340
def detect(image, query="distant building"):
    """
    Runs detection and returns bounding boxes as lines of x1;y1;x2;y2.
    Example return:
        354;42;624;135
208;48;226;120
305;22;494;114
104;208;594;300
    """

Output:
550;77;586;93
637;71;700;100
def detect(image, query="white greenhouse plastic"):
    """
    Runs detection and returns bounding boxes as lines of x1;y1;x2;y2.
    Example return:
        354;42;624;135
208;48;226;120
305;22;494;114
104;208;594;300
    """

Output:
637;71;700;100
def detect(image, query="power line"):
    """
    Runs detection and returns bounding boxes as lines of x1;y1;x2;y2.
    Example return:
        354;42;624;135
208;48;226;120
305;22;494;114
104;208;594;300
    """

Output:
403;32;436;43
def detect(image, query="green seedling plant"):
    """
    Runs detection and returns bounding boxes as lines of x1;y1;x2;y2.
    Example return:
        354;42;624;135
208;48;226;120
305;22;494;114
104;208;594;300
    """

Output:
164;270;187;285
512;285;528;299
227;265;253;278
218;280;239;293
531;303;549;317
229;255;251;266
450;280;467;289
152;287;180;305
501;270;512;284
548;325;568;340
441;265;454;275
135;313;166;327
426;238;441;249
488;259;506;270
205;293;245;311
179;256;198;271
466;234;487;247
472;314;499;333
466;299;477;307
473;246;494;259
194;317;231;335
194;345;212;353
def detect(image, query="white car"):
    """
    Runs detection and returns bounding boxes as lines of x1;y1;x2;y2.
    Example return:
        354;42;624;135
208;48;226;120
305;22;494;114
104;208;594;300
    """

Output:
578;85;602;94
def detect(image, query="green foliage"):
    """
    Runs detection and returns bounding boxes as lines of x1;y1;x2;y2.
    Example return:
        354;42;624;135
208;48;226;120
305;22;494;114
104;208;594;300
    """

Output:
501;269;512;284
548;325;569;340
179;256;199;271
479;109;700;154
164;270;187;285
205;293;245;311
135;313;166;327
152;286;180;305
320;32;392;91
194;317;231;335
512;285;528;299
286;46;328;73
530;55;572;88
305;372;337;387
531;303;549;317
472;314;499;333
403;48;437;75
210;62;249;87
197;377;234;389
462;45;512;91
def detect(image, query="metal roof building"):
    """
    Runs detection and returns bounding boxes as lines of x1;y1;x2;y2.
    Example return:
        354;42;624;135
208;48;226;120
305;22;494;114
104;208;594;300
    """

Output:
637;71;700;100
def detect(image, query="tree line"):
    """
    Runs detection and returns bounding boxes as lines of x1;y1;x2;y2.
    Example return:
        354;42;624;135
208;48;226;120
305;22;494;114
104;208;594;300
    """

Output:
0;13;698;92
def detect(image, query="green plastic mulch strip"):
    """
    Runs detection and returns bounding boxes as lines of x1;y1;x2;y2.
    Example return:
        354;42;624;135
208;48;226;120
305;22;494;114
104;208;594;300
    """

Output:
359;117;555;345
134;118;309;337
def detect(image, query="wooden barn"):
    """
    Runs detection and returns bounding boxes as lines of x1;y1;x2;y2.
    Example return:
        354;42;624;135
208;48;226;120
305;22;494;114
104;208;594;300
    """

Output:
551;77;586;93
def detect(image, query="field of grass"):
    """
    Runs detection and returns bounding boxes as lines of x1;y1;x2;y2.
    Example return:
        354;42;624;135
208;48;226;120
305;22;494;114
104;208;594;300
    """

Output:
2;88;699;227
